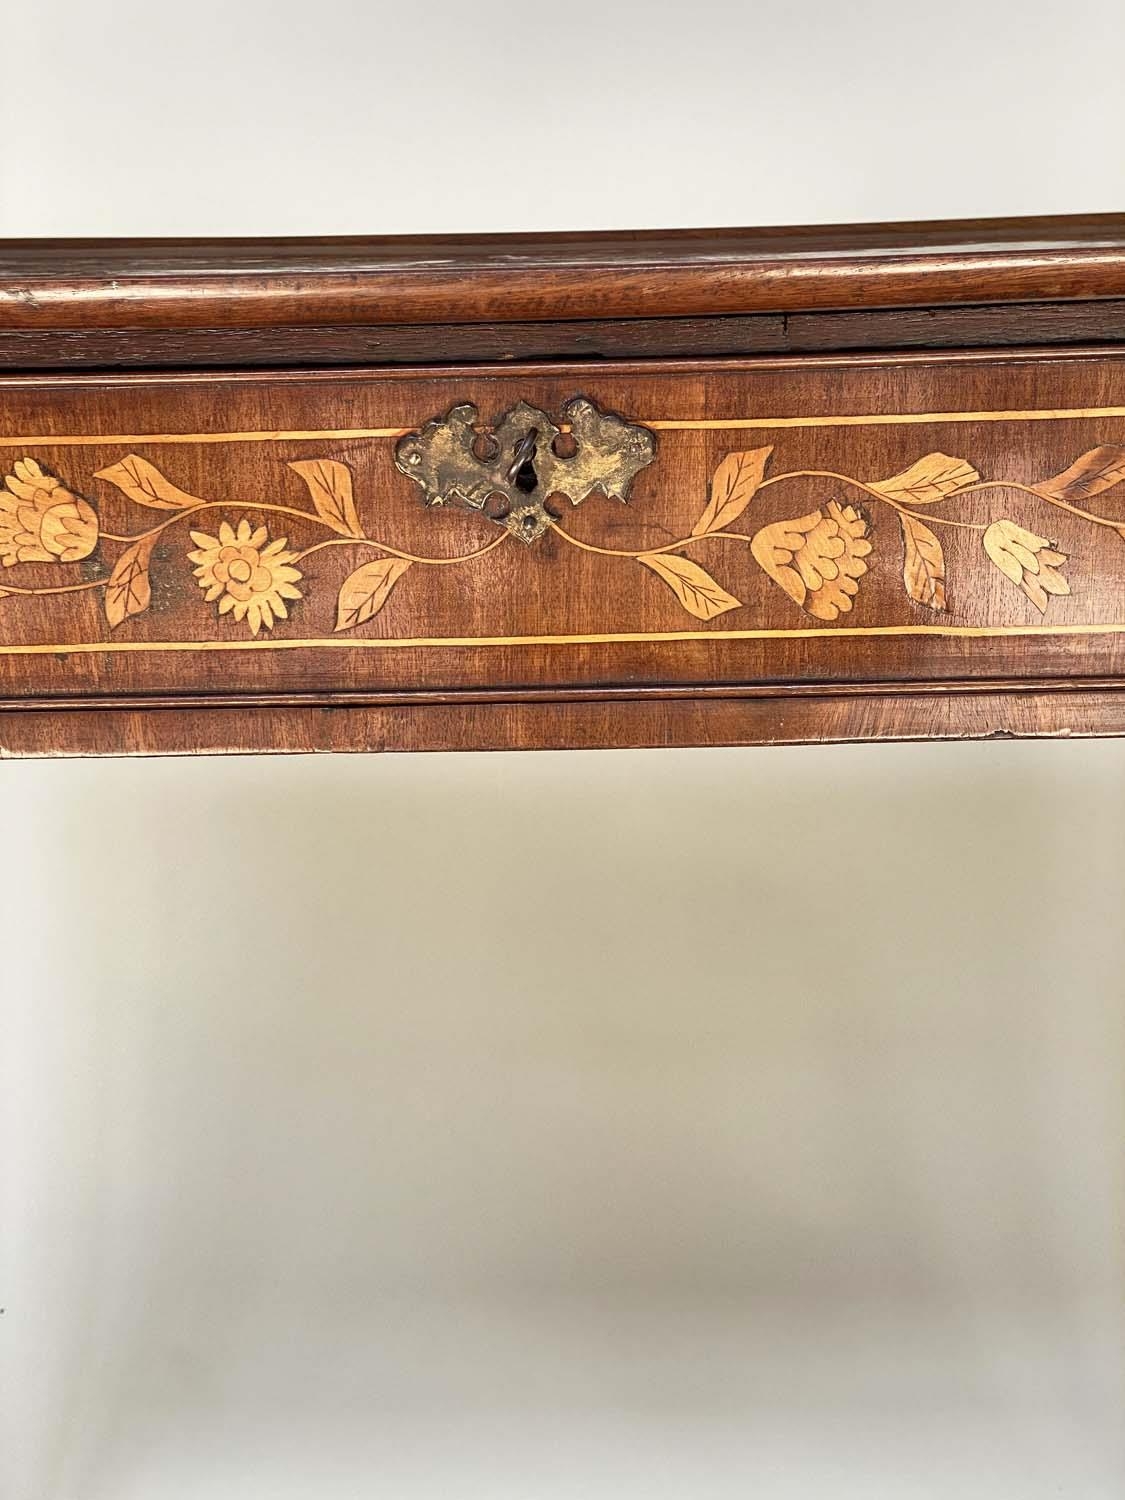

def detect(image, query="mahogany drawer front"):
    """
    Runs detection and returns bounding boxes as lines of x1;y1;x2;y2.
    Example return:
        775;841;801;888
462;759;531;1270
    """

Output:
2;349;1125;752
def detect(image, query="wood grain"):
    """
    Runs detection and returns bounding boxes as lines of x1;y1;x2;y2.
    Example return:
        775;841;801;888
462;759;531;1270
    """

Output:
3;685;1122;758
5;215;1125;332
4;217;1125;755
5;301;1125;371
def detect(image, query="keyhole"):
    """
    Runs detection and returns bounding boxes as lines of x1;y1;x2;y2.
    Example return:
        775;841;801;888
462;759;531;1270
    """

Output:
514;453;538;494
507;428;540;494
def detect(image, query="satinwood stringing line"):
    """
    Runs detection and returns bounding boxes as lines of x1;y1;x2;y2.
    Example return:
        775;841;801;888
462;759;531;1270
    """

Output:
5;405;1125;446
3;621;1125;657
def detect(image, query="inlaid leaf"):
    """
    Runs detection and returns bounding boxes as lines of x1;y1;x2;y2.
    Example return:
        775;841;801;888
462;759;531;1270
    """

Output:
289;459;364;539
637;553;741;620
751;502;872;621
869;453;979;505
1036;445;1125;502
105;536;156;627
335;556;411;631
899;513;946;611
93;454;202;511
691;447;772;537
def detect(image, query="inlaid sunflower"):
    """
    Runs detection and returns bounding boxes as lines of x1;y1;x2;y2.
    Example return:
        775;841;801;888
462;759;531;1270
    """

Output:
0;457;99;566
188;519;303;635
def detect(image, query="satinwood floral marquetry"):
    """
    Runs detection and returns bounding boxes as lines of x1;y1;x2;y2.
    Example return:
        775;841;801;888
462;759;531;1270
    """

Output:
981;522;1070;614
188;521;304;636
0;458;98;567
3;421;1125;638
749;501;873;622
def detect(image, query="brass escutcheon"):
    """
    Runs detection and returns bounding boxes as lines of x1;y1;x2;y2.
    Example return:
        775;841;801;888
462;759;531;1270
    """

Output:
394;396;656;542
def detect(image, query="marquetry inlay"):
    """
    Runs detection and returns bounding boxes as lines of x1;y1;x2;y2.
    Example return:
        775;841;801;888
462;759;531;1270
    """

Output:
2;401;1125;657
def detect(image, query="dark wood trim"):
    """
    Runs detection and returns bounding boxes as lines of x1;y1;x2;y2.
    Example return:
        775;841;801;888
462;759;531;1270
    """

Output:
2;683;1122;758
6;215;1125;334
6;299;1125;370
3;675;1124;714
0;343;1116;395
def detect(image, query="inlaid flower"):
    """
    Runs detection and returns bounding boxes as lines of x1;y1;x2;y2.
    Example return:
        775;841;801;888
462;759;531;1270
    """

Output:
751;500;873;620
188;518;303;635
983;519;1070;614
0;457;99;566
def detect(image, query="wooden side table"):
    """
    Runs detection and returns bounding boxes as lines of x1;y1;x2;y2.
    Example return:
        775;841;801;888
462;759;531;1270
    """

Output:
3;215;1125;756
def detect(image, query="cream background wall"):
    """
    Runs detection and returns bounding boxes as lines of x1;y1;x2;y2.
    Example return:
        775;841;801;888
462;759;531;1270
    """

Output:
1;3;1124;1497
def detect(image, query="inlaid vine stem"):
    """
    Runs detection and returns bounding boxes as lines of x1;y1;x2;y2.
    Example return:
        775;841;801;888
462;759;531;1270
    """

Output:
953;478;1125;530
0;576;109;597
294;532;509;566
3;434;1121;636
101;500;509;567
755;470;988;531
